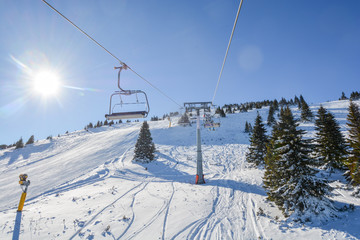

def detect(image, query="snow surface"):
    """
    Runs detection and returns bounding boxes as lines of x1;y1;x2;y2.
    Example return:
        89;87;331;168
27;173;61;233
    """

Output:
0;100;360;239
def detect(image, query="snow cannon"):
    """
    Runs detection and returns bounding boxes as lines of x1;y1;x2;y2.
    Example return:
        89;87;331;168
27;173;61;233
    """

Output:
17;174;30;212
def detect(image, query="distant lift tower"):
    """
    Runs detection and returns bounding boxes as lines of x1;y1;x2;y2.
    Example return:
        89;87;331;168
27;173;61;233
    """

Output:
184;102;212;184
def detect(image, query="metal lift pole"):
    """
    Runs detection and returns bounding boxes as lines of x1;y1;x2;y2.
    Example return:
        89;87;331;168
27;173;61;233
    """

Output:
196;109;205;184
184;102;211;184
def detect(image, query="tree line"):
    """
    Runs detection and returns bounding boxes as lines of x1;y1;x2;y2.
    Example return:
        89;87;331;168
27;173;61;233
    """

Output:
246;99;360;221
339;91;360;101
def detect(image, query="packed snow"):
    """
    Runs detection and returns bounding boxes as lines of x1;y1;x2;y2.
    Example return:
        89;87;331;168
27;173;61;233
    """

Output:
0;100;360;239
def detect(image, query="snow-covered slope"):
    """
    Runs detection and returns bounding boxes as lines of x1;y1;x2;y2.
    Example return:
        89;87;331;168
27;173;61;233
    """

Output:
0;100;359;239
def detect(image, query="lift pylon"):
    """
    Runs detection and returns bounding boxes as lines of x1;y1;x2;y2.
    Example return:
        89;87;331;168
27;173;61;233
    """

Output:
184;102;212;184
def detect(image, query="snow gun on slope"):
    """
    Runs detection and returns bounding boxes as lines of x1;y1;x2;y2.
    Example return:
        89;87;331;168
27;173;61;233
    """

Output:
17;174;30;212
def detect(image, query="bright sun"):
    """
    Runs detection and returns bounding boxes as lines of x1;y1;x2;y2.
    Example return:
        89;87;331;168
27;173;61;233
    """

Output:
32;70;61;96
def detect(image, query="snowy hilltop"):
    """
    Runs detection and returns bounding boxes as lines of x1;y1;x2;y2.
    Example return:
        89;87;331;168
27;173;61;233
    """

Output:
0;99;360;239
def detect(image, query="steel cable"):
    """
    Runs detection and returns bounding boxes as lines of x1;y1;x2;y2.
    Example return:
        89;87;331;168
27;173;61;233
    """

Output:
41;0;182;108
211;0;244;105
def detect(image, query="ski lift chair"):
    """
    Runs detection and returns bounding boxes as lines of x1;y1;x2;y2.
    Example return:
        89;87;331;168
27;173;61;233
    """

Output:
204;113;220;129
105;66;150;120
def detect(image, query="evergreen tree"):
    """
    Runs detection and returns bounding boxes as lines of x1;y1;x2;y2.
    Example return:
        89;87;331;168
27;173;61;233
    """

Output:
350;91;360;100
263;107;334;220
339;92;348;100
279;97;287;107
244;121;250;133
240;105;248;112
313;106;347;170
215;107;221;114
225;105;233;113
133;121;156;163
151;116;159;121
26;135;35;145
301;98;313;121
217;107;226;117
267;105;276;126
248;123;253;133
104;120;109;125
346;101;360;185
298;94;304;109
15;137;24;149
294;95;300;107
273;99;279;111
246;113;268;166
178;113;190;125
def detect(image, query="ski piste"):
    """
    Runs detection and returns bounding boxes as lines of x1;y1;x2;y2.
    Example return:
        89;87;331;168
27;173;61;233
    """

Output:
0;99;359;239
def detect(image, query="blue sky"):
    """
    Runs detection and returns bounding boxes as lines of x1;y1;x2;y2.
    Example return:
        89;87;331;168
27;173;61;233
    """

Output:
1;0;359;145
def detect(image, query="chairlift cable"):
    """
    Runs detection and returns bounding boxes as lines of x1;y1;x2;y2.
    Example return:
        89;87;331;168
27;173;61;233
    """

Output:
41;0;182;108
41;0;125;66
128;66;182;107
211;0;244;105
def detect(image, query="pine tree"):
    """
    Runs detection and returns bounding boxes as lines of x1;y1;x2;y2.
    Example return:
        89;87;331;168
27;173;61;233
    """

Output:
26;135;35;145
279;97;287;107
273;99;279;111
246;113;268;166
339;92;348;100
133;121;156;163
346;101;360;185
294;95;300;107
15;137;24;149
216;107;226;117
263;107;334;220
298;94;304;110
244;121;250;133
248;123;253;133
267;105;276;126
226;105;233;114
301;98;313;121
350;91;360;100
178;113;190;125
313;106;347;170
215;107;221;114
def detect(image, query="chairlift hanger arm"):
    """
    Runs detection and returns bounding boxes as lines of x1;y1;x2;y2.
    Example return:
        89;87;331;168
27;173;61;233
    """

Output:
115;65;128;92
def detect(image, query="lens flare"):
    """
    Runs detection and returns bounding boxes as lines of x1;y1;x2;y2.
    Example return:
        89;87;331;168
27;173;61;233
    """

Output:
33;70;60;96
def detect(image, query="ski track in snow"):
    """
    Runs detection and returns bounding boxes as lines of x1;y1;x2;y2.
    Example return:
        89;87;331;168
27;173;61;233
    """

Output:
115;181;152;240
162;181;175;240
125;156;178;240
69;181;147;239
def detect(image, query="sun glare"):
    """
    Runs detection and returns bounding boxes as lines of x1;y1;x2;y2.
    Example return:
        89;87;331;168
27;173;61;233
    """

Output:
33;70;60;96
